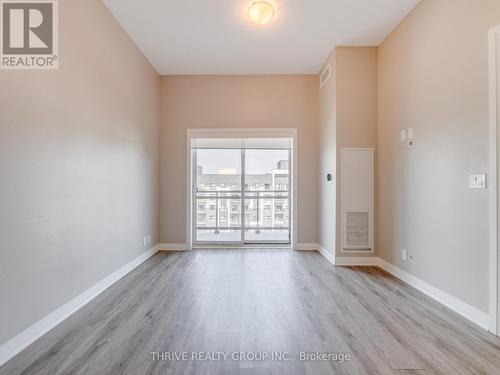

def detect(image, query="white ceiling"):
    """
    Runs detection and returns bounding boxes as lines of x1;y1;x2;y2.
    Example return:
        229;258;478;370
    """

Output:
102;0;420;75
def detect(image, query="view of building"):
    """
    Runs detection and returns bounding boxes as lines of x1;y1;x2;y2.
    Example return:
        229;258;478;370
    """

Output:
195;160;289;242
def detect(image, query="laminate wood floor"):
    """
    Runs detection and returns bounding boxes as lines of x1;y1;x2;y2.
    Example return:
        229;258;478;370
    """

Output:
1;250;500;375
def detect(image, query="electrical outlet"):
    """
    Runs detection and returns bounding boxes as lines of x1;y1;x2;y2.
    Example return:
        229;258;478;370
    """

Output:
469;174;486;189
408;252;415;261
401;249;407;262
147;235;151;245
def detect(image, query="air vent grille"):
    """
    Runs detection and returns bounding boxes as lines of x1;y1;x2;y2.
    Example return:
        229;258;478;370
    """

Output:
320;64;331;88
345;212;369;249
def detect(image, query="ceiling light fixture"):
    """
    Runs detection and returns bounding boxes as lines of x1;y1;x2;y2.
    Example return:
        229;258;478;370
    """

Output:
247;1;275;25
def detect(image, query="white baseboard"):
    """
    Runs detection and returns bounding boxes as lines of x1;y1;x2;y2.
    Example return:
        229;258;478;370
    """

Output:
377;258;490;331
1;246;489;369
155;247;490;332
157;243;190;251
335;256;379;266
317;244;336;265
295;242;337;267
295;242;318;251
315;249;490;331
295;243;377;268
0;245;159;368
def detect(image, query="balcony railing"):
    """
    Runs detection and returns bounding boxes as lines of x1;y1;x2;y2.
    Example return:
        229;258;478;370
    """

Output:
195;189;289;240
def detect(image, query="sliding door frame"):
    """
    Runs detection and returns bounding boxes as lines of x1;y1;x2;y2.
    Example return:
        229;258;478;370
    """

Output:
489;24;500;336
192;148;291;246
241;148;291;245
186;128;298;250
192;148;244;246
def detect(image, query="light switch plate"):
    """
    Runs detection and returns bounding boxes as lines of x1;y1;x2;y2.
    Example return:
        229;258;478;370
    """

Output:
407;128;414;140
469;174;487;189
401;249;407;262
400;130;407;142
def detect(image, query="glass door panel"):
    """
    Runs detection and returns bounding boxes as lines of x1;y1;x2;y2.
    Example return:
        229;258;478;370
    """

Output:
243;150;290;244
193;146;291;245
194;149;242;243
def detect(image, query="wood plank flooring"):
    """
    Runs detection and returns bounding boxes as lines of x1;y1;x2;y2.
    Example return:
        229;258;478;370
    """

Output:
1;250;500;375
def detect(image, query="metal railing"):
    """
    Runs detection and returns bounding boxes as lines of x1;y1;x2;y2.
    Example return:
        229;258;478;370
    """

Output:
195;190;289;235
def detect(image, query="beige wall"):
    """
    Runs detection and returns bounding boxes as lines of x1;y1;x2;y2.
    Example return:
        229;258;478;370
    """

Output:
2;0;496;347
317;51;337;256
159;75;318;245
0;0;160;344
336;47;378;257
336;47;378;148
317;47;378;257
378;0;500;312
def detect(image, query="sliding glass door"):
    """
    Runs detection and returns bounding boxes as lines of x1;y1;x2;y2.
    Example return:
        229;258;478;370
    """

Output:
193;147;290;245
243;149;290;243
194;149;242;243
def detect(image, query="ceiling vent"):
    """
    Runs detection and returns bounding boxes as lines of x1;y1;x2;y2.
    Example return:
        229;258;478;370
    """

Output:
320;64;331;88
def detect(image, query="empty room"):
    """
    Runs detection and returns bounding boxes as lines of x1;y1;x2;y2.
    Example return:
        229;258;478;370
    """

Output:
2;0;500;374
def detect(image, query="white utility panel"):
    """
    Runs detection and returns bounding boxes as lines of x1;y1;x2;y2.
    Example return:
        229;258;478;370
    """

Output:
340;148;374;252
